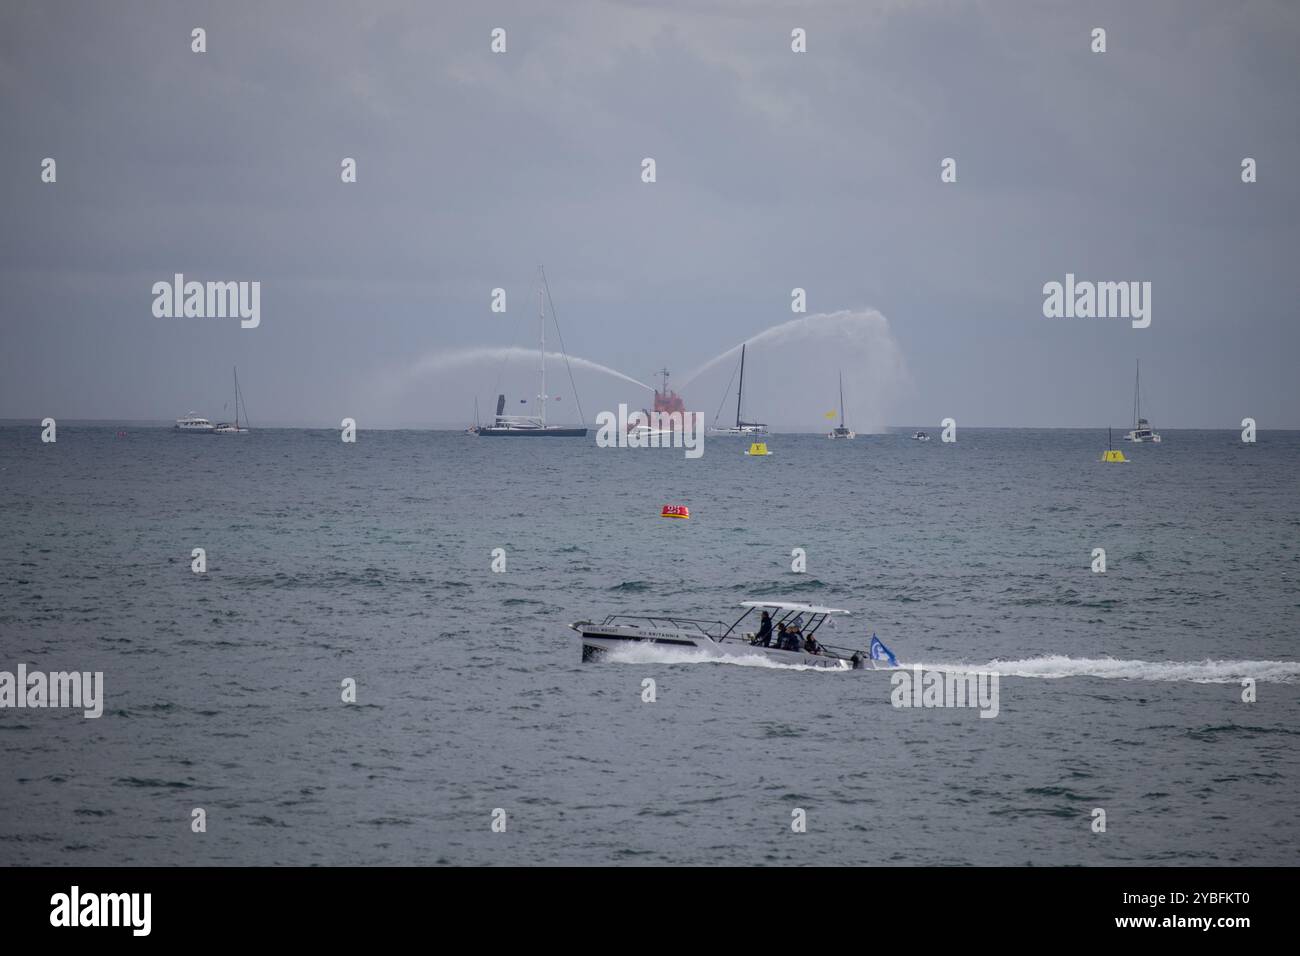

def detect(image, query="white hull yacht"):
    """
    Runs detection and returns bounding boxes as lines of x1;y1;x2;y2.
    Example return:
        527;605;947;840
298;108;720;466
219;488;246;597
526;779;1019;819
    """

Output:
1124;359;1161;443
174;413;214;433
570;601;899;671
827;371;855;439
471;267;588;438
213;366;251;434
708;343;768;436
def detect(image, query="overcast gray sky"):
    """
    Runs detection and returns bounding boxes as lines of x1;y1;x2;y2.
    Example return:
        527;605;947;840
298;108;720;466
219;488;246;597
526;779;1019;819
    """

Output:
2;0;1297;429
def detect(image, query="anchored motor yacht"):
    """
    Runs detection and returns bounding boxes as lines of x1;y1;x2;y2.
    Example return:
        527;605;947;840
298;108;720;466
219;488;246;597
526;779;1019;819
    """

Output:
174;413;214;433
570;600;898;670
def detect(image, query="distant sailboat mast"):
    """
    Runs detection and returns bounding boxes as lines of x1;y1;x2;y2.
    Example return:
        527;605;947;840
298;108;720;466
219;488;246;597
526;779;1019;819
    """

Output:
537;277;547;425
735;343;746;428
1133;358;1140;428
839;371;846;429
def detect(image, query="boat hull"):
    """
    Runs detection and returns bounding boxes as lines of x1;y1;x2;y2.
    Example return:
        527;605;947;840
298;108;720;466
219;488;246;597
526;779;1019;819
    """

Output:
576;628;849;669
476;426;588;437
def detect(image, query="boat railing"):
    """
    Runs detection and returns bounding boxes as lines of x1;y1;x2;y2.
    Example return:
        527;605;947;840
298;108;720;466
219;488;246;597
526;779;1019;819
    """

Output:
599;615;727;637
737;635;864;661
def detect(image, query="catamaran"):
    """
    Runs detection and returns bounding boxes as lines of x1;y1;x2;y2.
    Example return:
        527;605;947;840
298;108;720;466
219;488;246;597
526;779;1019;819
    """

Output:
570;600;899;670
213;366;251;434
827;371;855;439
709;343;768;435
1124;359;1161;443
472;267;588;437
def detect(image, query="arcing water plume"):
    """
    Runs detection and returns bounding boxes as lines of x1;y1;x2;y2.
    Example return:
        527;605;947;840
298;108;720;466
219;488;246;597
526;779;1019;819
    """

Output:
377;311;906;430
411;347;653;391
679;310;909;433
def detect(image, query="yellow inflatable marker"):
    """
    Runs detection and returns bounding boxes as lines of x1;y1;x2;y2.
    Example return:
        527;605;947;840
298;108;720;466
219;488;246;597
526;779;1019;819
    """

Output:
745;441;772;456
1101;427;1128;462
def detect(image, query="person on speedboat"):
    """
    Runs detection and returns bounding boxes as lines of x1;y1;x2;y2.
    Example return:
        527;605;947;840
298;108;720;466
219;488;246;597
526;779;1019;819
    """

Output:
803;633;823;655
751;611;773;647
785;624;803;651
775;622;791;650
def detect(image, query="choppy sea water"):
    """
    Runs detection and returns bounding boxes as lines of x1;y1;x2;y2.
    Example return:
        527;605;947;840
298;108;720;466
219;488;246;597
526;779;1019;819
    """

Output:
0;425;1297;865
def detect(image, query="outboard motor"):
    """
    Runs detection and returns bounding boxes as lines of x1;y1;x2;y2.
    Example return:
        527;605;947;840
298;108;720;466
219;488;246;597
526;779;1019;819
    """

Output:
851;651;866;670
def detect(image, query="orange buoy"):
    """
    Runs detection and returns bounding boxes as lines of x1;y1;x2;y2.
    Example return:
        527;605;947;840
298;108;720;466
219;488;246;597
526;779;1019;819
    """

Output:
661;504;690;519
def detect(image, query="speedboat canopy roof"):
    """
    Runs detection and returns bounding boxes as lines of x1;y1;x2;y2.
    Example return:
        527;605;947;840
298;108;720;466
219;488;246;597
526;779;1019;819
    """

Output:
740;601;851;615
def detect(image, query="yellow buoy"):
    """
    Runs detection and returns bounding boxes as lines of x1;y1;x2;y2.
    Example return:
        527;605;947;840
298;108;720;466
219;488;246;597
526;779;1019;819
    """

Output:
745;442;771;456
1101;449;1127;462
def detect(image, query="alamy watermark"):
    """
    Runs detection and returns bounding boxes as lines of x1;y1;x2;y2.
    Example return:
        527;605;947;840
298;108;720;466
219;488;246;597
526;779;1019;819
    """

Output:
891;665;999;718
50;886;150;936
1042;274;1150;328
1;664;103;718
594;404;705;459
152;274;260;329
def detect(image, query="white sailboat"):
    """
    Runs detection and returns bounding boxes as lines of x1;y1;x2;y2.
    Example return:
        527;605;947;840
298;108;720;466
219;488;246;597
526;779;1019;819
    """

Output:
213;367;251;434
827;371;855;439
1124;359;1161;443
472;268;588;437
708;343;768;435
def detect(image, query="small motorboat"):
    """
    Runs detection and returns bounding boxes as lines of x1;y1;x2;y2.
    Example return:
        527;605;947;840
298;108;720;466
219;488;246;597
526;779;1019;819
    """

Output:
570;600;898;670
912;431;931;442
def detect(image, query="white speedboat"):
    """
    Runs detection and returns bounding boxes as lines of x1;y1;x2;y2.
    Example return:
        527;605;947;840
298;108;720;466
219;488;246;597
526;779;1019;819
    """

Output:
174;413;214;433
912;431;931;442
570;600;897;670
1124;359;1161;443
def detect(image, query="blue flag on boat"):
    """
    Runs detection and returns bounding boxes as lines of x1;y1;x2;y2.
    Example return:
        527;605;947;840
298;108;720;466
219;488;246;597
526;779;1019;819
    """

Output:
869;633;897;667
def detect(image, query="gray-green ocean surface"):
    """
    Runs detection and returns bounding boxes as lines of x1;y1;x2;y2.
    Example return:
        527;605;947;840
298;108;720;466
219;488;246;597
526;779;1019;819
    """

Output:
0;425;1297;865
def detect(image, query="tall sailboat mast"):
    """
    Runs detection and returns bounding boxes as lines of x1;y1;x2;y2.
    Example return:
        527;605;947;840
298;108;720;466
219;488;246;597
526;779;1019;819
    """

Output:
735;343;746;428
838;371;845;428
233;366;240;429
1133;359;1140;426
538;271;547;425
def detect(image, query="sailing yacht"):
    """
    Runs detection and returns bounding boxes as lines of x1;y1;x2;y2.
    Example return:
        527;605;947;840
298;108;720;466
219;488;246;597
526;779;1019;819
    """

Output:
827;371;855;439
472;268;588;437
709;343;768;435
213;366;251;434
1124;359;1161;443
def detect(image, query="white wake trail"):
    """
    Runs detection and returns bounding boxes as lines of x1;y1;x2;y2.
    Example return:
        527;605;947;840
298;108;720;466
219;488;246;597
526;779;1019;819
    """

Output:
918;656;1300;684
